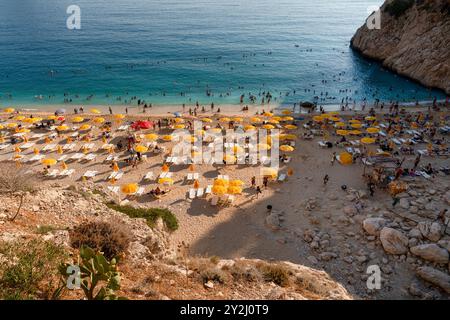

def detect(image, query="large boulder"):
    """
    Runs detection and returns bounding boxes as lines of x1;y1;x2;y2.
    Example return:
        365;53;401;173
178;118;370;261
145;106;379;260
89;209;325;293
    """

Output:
418;221;442;242
379;227;409;255
362;218;387;236
410;244;449;264
416;266;450;294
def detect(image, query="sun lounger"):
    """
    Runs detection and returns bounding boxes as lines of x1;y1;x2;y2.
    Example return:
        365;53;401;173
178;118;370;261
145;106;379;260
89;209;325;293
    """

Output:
83;154;97;162
70;153;85;161
30;133;46;140
144;172;154;181
83;170;98;179
419;171;431;179
63;143;76;151
107;186;120;194
278;174;287;182
205;185;213;195
259;156;270;165
211;196;219;206
391;138;402;145
197;188;204;197
417;150;429;156
0;144;11;150
59;169;75;177
136;187;145;197
46;169;59;177
20;142;35;149
28;154;45;162
189;188;196;199
57;155;67;162
42;144;56;151
318;141;328;148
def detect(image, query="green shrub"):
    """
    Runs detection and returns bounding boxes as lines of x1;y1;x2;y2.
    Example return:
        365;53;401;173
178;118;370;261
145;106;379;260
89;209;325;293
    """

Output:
230;262;262;282
69;221;130;260
258;263;290;287
0;239;67;300
199;268;228;284
385;0;415;17
107;204;179;231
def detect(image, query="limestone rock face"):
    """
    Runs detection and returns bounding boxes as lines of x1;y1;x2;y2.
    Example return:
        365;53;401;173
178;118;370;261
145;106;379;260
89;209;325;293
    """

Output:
351;0;450;95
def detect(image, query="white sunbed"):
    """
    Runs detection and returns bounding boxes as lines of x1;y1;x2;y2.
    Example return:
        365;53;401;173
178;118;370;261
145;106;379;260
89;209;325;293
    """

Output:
59;169;75;177
205;185;213;195
43;144;57;151
135;187;145;196
58;155;68;162
107;186;120;194
417;150;429;156
63;143;76;151
84;154;97;162
259;156;270;165
196;188;204;197
83;170;98;179
0;144;11;150
189;188;196;199
28;154;45;162
278;174;287;182
211;196;219;206
419;171;431;179
391;138;402;145
20;142;35;149
46;169;59;177
144;172;154;181
70;153;85;161
30;133;46;140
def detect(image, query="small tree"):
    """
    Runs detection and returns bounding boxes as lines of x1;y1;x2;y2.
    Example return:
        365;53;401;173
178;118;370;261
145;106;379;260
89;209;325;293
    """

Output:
0;163;37;221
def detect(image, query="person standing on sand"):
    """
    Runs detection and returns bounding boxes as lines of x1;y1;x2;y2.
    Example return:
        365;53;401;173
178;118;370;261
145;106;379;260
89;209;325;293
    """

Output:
323;174;329;185
125;107;128;114
109;106;112;115
263;177;268;189
251;176;256;188
256;186;262;199
413;154;421;170
331;152;337;166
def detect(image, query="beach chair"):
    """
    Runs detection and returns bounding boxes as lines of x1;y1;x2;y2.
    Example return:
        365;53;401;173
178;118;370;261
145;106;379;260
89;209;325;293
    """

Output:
260;156;270;165
43;144;56;151
0;144;11;150
144;172;154;181
189;188;196;199
136;187;145;197
70;153;85;161
159;172;168;179
196;188;204;197
20;142;35;149
391;138;402;145
205;185;213;195
419;171;431;179
30;133;46;140
278;174;287;182
186;173;193;182
84;154;97;162
59;169;75;177
211;196;219;206
58;155;68;162
318;141;328;148
46;169;59;178
28;154;45;163
107;186;120;194
83;170;98;179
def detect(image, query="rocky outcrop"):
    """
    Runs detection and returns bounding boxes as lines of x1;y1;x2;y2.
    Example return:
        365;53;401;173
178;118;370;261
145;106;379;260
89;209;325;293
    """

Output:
351;0;450;95
380;227;409;254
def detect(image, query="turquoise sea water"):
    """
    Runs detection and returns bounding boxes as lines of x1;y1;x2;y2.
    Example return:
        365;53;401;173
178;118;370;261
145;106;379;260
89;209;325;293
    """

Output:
0;0;446;108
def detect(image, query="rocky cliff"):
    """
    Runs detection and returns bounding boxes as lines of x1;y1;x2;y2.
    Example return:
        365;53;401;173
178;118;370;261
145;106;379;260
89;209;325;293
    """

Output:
351;0;450;95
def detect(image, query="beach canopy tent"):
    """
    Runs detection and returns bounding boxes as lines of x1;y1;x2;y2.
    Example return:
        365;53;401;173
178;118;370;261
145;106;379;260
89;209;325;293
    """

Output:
131;120;152;130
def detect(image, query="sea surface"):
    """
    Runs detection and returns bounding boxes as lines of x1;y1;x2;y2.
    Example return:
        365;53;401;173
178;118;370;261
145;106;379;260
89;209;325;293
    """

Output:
0;0;446;108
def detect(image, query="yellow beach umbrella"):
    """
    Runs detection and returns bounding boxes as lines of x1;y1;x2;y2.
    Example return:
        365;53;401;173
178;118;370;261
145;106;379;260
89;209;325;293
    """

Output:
349;119;361;124
229;179;244;187
349;130;362;135
72;116;84;123
219;117;231;123
233;117;243;122
263;112;273;117
174;118;184;123
282;116;294;121
223;154;237;163
361;137;376;145
261;167;278;179
258;143;271;151
330;117;341;122
335;122;346;128
56;125;70;131
366;127;380;134
15;115;26;121
201;118;213;123
145;133;158;141
227;186;242;195
284;124;297;130
134;145;148;153
61;161;68;170
93;117;105;124
251;117;262;123
7;123;18;128
162;135;173;141
17;128;30;133
158;177;174;185
336;130;349;136
174;124;185;129
268;119;279;125
365;116;376;121
121;183;139;195
351;123;362;129
79;124;91;131
33;148;40;155
339;152;353;165
90;108;101;114
184;135;197;143
41;158;57;166
114;114;125;120
244;124;257;132
47;115;57;120
280;134;297;141
214;179;228;187
212;185;227;195
280;145;294;152
313;116;323;122
262;124;275;130
4;108;15;113
282;110;292;115
210;128;222;134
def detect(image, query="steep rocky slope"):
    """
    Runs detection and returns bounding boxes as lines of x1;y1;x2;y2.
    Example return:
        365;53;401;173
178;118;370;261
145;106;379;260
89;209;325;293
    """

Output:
351;0;450;95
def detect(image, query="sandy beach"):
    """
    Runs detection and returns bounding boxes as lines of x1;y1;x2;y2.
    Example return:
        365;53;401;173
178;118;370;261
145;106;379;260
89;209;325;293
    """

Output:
0;105;449;298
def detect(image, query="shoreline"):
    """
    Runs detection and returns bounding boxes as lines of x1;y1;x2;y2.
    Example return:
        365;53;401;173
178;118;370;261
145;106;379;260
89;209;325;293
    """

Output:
1;100;448;118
